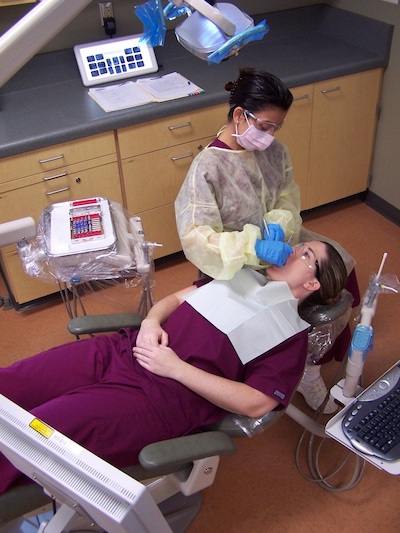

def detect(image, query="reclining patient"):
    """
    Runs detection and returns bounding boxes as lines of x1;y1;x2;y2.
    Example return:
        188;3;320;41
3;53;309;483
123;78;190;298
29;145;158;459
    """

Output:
0;241;346;495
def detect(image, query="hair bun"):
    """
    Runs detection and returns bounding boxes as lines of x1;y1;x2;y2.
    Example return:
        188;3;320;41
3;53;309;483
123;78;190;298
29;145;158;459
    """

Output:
225;80;238;103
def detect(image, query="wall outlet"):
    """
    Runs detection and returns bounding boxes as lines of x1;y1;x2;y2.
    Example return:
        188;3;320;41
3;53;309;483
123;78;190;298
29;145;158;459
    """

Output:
99;2;114;25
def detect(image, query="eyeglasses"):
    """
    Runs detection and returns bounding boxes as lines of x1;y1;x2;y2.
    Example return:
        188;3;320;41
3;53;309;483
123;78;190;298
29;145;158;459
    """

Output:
244;110;284;133
296;243;320;279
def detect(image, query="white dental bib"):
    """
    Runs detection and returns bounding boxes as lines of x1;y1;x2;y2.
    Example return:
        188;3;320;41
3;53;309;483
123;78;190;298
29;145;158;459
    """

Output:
184;269;310;364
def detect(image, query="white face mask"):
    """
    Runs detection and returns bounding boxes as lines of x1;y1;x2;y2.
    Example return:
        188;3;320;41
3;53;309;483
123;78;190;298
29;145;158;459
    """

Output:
232;116;275;151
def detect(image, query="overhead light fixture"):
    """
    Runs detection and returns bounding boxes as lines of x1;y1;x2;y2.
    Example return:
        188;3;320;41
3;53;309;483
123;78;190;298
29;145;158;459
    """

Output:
136;0;269;64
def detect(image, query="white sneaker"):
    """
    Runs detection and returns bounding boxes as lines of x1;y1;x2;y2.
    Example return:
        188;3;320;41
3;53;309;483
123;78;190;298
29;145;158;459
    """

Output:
297;376;338;414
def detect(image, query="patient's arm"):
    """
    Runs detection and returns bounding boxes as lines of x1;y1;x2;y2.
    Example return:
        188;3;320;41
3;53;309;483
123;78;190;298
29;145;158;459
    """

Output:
135;285;196;346
132;343;279;417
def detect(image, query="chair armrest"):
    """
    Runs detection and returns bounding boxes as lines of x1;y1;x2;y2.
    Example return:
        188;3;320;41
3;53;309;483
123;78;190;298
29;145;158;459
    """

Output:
139;431;236;471
204;409;285;437
68;312;142;335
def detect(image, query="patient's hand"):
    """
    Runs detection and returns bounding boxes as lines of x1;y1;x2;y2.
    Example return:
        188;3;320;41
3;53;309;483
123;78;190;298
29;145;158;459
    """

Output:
136;318;169;346
133;342;183;379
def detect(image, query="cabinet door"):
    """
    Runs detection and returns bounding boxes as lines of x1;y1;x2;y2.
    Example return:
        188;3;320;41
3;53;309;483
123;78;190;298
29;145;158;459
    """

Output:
138;205;182;259
122;138;213;258
0;162;122;304
122;139;208;213
118;104;227;158
307;69;382;209
1;250;56;304
276;84;313;211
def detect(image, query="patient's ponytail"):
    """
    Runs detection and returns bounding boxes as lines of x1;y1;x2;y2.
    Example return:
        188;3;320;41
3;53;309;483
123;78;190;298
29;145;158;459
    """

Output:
309;242;347;305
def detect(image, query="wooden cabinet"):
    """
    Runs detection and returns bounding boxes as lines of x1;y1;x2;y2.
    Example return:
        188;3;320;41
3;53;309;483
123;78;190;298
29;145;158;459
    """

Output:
0;69;382;305
276;84;313;211
307;69;382;208
118;104;227;258
0;131;122;305
277;69;382;210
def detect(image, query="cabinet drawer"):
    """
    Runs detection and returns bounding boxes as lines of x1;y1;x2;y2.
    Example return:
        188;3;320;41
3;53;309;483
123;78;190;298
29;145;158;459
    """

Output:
122;139;210;213
0;162;122;248
118;104;227;158
0;131;117;183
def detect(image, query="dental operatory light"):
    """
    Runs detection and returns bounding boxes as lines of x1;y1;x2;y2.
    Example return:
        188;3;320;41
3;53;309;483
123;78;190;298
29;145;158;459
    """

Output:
136;0;269;64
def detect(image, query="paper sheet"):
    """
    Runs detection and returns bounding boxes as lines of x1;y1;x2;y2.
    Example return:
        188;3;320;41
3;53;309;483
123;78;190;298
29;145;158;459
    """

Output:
88;72;204;112
88;81;153;112
136;72;205;101
185;270;310;364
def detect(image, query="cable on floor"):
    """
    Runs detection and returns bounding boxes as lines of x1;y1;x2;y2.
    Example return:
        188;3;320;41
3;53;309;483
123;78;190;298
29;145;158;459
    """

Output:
293;356;366;492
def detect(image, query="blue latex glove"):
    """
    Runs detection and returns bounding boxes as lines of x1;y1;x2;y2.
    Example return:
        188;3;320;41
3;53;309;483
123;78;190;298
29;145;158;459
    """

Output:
264;222;284;242
255;238;293;267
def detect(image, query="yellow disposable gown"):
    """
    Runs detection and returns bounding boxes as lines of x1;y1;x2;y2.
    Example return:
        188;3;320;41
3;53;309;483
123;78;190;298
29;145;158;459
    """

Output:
175;140;302;279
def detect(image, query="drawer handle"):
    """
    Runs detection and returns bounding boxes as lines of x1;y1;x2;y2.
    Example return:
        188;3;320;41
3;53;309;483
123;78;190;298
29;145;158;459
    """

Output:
42;171;68;181
170;152;193;161
168;121;192;131
293;94;309;101
38;154;64;164
321;86;341;94
45;186;70;196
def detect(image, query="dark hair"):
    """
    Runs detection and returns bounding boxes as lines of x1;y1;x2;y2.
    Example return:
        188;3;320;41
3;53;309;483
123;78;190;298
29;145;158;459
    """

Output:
308;242;348;306
225;67;293;120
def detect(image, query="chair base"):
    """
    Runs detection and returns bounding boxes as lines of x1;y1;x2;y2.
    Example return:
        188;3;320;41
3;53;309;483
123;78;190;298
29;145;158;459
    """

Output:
0;490;202;533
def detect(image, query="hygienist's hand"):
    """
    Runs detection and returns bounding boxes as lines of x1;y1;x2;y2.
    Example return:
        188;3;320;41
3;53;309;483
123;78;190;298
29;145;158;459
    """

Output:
135;318;169;347
265;223;284;242
133;342;184;379
255;239;293;267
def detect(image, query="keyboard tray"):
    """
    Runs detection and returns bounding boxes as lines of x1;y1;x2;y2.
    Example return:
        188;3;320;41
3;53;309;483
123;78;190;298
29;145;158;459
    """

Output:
341;363;400;461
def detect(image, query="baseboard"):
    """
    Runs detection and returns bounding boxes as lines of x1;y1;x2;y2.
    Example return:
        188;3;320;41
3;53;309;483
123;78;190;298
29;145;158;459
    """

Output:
301;193;366;218
364;191;400;227
302;192;400;228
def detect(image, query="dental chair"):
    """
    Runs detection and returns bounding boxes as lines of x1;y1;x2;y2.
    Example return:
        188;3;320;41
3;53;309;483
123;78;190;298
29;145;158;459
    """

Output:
0;206;354;531
0;283;352;532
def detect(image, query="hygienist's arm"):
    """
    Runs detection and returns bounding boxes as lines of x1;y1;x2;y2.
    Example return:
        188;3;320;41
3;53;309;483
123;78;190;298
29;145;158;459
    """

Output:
135;286;195;346
132;343;279;417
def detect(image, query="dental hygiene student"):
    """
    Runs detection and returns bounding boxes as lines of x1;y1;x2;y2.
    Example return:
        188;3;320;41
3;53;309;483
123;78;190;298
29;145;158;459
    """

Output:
175;66;299;281
175;67;360;415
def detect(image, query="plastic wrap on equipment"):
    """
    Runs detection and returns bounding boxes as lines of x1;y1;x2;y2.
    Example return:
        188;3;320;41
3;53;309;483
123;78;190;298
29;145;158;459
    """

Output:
300;289;354;364
134;0;166;47
17;198;155;285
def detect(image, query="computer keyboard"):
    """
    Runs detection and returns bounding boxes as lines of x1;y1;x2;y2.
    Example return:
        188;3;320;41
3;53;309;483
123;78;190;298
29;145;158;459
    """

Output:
342;363;400;461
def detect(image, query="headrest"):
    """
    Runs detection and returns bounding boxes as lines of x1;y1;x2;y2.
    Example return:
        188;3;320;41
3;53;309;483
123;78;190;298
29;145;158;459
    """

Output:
299;289;353;328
